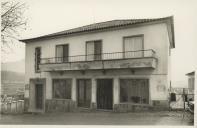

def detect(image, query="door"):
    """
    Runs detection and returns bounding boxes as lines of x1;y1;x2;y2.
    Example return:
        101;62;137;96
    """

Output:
77;79;91;108
35;84;43;109
97;79;113;110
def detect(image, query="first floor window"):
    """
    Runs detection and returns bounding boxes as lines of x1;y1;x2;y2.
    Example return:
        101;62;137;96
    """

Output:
86;40;102;61
53;79;72;99
124;35;143;58
56;44;69;63
120;79;149;104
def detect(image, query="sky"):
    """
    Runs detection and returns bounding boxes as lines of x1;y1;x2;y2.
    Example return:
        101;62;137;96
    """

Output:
1;0;197;87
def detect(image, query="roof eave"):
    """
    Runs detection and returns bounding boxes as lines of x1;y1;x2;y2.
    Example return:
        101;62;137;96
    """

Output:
19;16;176;46
186;71;195;76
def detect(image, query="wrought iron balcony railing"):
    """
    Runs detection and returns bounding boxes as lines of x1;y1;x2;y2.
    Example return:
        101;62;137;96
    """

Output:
40;49;156;64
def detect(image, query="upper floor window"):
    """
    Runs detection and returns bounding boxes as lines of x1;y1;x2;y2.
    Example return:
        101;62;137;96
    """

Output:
35;47;41;72
86;40;102;61
123;35;143;58
56;44;69;63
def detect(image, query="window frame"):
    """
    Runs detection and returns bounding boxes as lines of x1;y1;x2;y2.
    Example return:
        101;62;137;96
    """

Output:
122;34;144;58
85;40;103;61
55;44;69;63
52;78;72;100
119;78;150;104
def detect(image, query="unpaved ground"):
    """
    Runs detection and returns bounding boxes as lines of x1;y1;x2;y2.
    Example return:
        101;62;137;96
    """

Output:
0;111;194;125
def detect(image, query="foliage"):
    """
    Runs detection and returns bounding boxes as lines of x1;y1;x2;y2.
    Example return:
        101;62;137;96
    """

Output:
1;1;26;53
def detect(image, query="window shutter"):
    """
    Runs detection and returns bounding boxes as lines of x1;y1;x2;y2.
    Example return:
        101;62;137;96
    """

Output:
124;36;143;58
35;47;41;72
124;37;135;58
63;45;69;62
86;41;94;61
56;45;63;62
134;37;143;57
94;41;102;60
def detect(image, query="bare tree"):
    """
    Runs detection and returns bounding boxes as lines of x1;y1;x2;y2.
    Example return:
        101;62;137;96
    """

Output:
1;1;26;53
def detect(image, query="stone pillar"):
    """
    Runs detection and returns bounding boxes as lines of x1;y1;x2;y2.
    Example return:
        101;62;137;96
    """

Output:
113;77;119;111
70;78;77;111
91;78;97;109
46;77;52;99
71;78;77;101
29;80;35;112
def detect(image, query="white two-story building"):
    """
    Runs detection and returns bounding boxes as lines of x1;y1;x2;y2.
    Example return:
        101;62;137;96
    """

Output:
20;16;175;113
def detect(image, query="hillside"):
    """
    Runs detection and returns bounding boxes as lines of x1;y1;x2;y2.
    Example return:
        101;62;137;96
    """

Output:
1;59;25;73
1;60;25;95
1;71;25;83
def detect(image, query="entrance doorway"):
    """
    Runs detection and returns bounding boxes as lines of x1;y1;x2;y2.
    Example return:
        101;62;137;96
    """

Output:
77;79;91;108
35;84;44;109
97;79;113;110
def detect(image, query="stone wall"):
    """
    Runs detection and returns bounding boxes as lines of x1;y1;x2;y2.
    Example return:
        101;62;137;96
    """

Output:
1;100;24;114
24;98;29;112
113;101;169;112
90;102;97;110
152;100;169;110
113;103;153;112
45;99;77;112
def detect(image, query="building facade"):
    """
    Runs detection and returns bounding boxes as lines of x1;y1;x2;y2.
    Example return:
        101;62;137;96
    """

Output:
20;17;175;113
186;71;195;95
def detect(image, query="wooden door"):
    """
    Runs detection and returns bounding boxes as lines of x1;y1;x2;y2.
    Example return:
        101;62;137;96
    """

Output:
97;79;113;110
35;84;43;109
77;79;91;108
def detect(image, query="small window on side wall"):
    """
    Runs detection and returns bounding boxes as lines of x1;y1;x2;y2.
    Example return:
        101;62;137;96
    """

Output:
35;47;41;73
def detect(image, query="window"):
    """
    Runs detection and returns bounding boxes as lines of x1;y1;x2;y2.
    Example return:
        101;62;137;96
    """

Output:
53;79;72;99
120;79;149;104
56;44;69;63
35;47;41;72
123;35;143;58
86;40;102;61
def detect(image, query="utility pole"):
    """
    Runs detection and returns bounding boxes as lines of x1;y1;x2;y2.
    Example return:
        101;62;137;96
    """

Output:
183;88;185;110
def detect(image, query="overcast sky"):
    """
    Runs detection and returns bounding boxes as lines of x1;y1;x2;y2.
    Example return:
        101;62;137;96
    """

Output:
2;0;197;87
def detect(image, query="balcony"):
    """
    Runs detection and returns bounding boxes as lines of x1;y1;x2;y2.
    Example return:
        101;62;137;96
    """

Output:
39;49;157;72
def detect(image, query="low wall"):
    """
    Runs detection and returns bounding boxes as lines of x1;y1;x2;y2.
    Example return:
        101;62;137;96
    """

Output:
114;101;169;112
45;99;77;112
152;100;170;110
24;98;29;112
113;103;153;112
0;100;24;114
23;98;170;113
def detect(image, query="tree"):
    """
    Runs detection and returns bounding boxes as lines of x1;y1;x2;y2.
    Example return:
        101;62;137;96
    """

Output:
1;1;26;53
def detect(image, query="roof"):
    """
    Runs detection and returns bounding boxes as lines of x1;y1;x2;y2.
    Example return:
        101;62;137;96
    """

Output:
20;16;175;48
186;71;195;76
